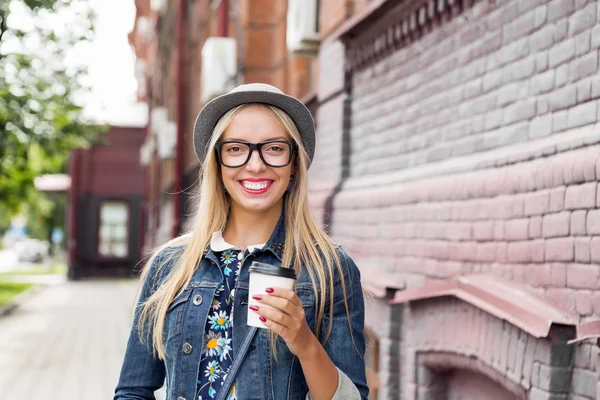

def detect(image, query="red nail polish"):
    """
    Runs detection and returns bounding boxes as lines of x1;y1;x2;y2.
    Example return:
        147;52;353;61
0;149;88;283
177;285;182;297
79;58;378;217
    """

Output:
252;295;262;301
249;305;259;311
259;316;267;323
265;287;274;293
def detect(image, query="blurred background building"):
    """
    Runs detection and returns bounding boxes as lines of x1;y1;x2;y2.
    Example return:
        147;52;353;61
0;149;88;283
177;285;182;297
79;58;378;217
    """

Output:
67;125;146;279
121;0;600;398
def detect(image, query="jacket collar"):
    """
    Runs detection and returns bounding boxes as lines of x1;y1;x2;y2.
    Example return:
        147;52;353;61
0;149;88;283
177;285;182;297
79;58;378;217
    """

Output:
203;211;286;263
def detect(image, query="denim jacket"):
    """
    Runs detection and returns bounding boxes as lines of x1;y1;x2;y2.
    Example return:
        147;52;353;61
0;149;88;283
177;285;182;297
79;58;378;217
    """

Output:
114;216;369;400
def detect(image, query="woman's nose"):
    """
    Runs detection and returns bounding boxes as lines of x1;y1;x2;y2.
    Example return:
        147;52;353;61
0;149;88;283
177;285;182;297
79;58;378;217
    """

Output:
245;149;266;171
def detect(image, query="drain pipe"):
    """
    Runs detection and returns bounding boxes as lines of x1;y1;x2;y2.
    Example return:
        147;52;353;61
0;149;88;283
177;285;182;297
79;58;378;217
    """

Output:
173;0;185;238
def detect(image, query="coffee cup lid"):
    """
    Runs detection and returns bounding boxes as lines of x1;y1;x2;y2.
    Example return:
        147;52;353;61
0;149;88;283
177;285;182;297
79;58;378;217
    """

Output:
249;261;296;280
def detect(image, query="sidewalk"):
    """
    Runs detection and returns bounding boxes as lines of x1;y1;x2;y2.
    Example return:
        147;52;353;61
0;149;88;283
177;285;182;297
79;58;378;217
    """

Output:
0;279;166;400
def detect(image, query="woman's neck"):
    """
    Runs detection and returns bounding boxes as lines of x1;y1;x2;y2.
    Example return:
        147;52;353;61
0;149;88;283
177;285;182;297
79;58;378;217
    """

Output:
222;204;283;249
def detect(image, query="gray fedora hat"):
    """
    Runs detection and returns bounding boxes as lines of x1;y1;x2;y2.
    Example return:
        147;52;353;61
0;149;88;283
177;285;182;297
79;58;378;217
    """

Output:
193;83;316;168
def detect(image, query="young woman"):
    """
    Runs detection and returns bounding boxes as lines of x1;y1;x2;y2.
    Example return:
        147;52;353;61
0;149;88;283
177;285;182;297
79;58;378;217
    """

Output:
114;83;368;400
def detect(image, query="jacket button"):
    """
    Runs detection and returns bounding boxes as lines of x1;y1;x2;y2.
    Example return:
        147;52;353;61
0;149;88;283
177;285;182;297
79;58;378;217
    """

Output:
193;294;203;305
183;343;192;354
176;397;185;400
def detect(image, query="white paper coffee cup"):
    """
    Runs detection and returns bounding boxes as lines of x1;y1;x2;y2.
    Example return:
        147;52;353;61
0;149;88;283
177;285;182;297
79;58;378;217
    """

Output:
247;261;297;329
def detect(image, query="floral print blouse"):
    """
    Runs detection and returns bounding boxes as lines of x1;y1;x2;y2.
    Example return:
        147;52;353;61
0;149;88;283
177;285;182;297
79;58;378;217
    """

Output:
196;232;265;400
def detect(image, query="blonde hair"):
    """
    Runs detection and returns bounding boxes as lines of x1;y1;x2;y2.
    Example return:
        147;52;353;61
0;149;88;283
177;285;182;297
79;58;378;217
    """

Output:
137;103;353;360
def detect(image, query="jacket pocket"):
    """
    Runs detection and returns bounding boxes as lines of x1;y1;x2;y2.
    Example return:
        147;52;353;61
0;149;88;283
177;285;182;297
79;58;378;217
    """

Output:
296;284;316;330
164;289;192;343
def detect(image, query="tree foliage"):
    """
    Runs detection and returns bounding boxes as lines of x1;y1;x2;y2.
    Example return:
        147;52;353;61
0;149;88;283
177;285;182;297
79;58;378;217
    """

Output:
0;0;106;236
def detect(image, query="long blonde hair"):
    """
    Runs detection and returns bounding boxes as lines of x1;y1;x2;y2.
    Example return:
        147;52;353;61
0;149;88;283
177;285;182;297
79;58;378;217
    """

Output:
137;103;353;360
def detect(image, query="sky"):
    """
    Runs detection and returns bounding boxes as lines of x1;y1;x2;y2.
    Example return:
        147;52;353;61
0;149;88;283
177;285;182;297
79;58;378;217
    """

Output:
8;0;146;126
82;0;147;125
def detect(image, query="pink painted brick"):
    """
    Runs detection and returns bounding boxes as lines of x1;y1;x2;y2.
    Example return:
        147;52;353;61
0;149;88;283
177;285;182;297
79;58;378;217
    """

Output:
542;212;571;238
477;243;497;262
591;237;600;263
525;264;553;286
571;155;587;185
508;241;533;263
512;263;526;283
445;223;473;241
524;190;550;216
586;210;600;235
563;155;577;186
529;216;543;238
531;239;545;262
546;288;577;314
576;291;593;316
496;242;508;263
570;210;588;236
591;292;600;316
506;218;530;241
473;220;494;241
553;161;565;187
575;237;592;262
430;240;450;260
449;242;477;262
512;197;525;219
597;183;600;208
566;263;600;289
565;182;598;209
494;221;505;240
549;186;566;212
545;237;575;261
582;151;597;182
550;263;567;287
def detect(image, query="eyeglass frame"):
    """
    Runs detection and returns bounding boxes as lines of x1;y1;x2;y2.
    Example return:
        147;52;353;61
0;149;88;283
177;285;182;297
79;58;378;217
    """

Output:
214;139;297;168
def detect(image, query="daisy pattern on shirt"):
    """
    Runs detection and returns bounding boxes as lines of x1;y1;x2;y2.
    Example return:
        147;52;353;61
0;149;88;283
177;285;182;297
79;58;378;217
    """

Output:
203;331;221;357
197;246;251;400
217;332;232;361
209;310;230;331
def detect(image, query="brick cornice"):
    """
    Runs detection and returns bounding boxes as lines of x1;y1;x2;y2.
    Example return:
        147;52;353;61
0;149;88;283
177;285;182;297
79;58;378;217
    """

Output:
334;0;478;72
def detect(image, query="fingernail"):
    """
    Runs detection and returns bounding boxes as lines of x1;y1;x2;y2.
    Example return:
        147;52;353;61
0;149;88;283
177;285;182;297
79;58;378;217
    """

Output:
249;305;259;312
252;295;263;301
259;316;267;323
265;287;274;293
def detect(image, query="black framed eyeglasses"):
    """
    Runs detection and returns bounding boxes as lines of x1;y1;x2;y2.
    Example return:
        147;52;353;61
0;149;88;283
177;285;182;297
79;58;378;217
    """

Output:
214;140;296;168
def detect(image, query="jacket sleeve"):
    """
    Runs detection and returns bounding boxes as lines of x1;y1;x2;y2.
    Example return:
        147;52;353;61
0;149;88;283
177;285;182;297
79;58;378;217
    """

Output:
114;253;167;400
309;246;369;400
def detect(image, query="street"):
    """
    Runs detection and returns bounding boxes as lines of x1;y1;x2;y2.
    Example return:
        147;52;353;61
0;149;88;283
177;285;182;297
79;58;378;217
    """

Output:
0;279;166;399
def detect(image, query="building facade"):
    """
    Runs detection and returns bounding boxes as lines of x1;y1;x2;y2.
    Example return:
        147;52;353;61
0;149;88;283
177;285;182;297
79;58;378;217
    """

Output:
68;126;146;279
131;0;600;398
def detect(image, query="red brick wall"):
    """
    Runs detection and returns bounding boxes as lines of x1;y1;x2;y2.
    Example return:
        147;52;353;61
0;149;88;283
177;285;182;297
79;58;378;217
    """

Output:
314;0;600;397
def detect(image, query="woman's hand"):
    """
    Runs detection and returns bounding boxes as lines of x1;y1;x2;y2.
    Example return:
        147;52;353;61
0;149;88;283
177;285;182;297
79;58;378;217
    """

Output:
250;287;317;360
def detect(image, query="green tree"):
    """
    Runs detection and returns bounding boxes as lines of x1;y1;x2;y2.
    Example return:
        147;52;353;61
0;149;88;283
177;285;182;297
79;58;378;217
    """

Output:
0;0;106;237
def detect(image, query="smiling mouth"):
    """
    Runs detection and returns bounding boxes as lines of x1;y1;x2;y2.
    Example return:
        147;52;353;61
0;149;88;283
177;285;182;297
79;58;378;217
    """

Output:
239;180;273;192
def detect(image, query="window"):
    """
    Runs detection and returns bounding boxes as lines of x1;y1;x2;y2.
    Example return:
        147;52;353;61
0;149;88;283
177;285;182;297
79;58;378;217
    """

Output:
365;328;380;399
98;201;129;258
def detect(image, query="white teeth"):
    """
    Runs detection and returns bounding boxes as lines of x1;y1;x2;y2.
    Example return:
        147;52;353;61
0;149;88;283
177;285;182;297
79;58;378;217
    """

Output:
242;181;270;190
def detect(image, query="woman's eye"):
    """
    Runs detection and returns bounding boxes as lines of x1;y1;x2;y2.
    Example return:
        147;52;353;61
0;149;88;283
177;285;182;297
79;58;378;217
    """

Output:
266;145;284;152
227;146;244;153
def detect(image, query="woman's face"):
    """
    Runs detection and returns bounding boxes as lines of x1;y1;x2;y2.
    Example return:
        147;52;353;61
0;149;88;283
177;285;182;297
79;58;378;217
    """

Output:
219;105;294;217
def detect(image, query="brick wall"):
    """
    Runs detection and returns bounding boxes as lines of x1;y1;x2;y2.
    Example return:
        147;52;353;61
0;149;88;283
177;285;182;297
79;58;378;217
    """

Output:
313;0;600;398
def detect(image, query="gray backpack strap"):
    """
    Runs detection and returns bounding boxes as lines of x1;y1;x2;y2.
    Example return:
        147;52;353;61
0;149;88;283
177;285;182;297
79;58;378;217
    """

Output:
215;326;258;400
